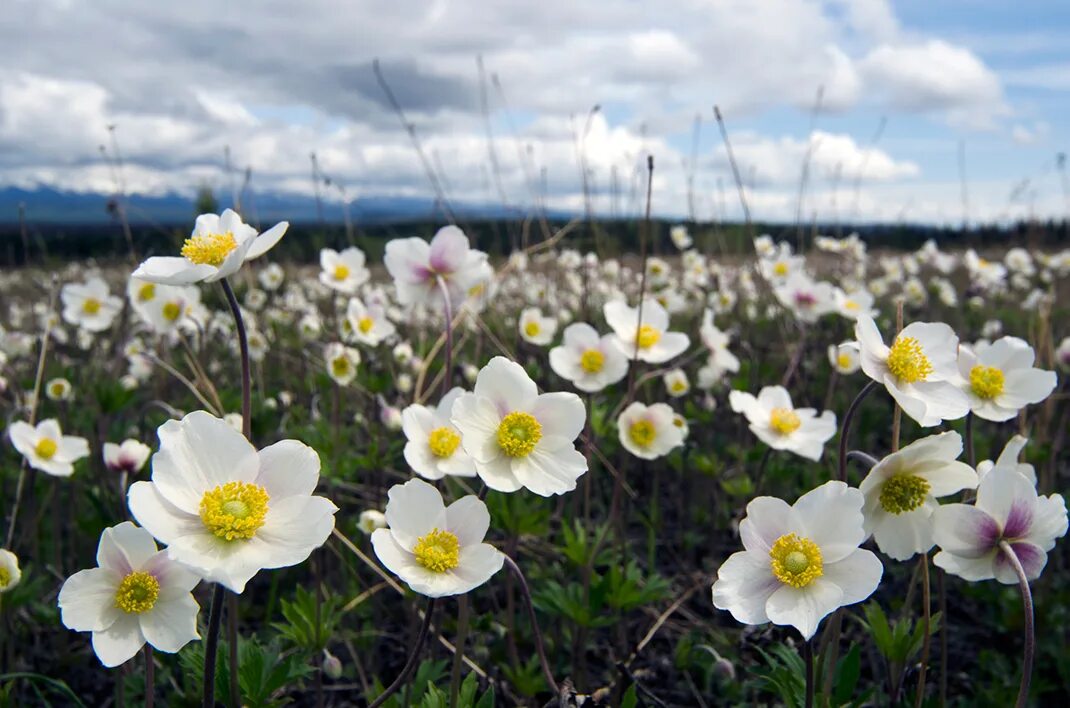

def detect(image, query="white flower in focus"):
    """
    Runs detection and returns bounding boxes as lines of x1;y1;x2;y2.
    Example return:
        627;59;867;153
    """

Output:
402;387;476;480
859;432;978;561
711;481;882;640
358;510;387;535
346;298;396;347
828;342;861;375
384;226;489;309
728;387;836;461
128;412;337;593
104;439;152;474
663;368;690;397
548;322;628;393
855;315;969;427
324;342;361;386
61;277;122;332
0;549;21;593
451;357;587;496
518;307;558;346
319;247;370;294
371;479;504;597
58;522;200;667
9;419;90;477
604;299;689;364
133;210;287;285
956;337;1057;422
617;401;685;460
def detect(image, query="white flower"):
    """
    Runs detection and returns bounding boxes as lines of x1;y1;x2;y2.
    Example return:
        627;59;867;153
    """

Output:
451;357;587;496
358;510;387;535
371;479;504;597
728;386;836;461
604;298;689;364
325;342;361;386
127;411;337;593
103;439;152;474
774;275;835;323
977;435;1036;485
859;432;978;561
58;522;200;667
346;298;396;347
855;314;969;427
0;549;21;593
956;337;1057;422
402;387;476;480
133;210;287;285
141;284;201;334
1056;336;1070;372
61;277;122;332
617;402;685;460
384;226;489;308
712;481;883;640
828;342;861;375
933;461;1067;583
9;419;90;477
548;322;628;393
663;368;690;397
670;225;693;250
319;247;370;294
833;289;876;321
46;377;73;401
518;307;558;346
258;262;285;291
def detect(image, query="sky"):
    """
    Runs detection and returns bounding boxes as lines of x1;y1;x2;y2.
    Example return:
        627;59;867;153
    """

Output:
1;0;1068;225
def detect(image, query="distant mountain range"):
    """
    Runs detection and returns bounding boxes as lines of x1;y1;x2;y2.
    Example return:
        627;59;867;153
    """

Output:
0;186;568;225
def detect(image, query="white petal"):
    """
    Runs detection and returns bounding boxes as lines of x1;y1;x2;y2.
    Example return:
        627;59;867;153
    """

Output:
512;443;586;496
445;496;490;547
872;508;933;561
255;495;337;570
530;392;586;440
140;594;200;653
59;567;122;632
128;481;203;546
821;549;883;606
133;257;216;285
765;580;844;640
245;222;288;259
98;522;158;573
385;478;447;548
473;357;537;414
711;551;780;625
793;481;865;563
256;439;320;500
92;614;145;668
740;496;799;554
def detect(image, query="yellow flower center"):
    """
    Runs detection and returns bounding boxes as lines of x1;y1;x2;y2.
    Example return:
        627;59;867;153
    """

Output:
331;356;351;378
769;533;823;588
358;316;374;334
497;411;542;457
629;419;657;447
672;415;686;428
636;324;661;349
0;566;9;588
879;474;931;514
333;264;350;281
969;365;1005;400
468;283;485;297
769;408;801;435
844;300;859;311
82;298;102;315
886;336;933;384
199;481;269;541
671;380;687;393
773;262;788;277
137;283;156;302
35;438;58;460
162;301;182;322
837;353;852;370
181;231;238;266
524;321;541;337
428;427;461;458
114;571;160;614
49;382;66;397
413;528;460;572
580;349;605;373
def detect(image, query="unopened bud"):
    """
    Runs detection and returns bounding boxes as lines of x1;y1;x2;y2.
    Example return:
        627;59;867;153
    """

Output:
322;650;343;680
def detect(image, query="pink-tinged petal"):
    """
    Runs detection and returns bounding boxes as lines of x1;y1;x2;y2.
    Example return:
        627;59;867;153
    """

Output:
994;541;1047;584
98;522;158;573
931;504;1000;558
976;468;1037;529
144;550;201;597
384;238;432;285
428;226;470;273
711;551;780;625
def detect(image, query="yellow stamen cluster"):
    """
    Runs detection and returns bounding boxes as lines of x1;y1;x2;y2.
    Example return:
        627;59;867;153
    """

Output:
769;407;801;436
199;481;269;541
35;438;58;460
580;349;605;373
0;566;9;588
671;380;687;393
333;264;350;281
837;353;852;370
181;231;238;266
82;298;102;315
769;533;823;588
879;474;930;514
636;325;661;349
162;302;182;322
773;262;789;277
969;365;1005;400
629;419;657;447
428;427;461;458
886;336;933;384
49;382;67;397
114;571;160;614
358;316;374;334
331;357;352;378
412;528;460;572
497;411;542;458
524;321;541;338
844;300;859;311
137;283;156;302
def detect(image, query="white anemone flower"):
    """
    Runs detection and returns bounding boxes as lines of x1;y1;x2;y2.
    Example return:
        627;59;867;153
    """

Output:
774;275;836;323
133;210;287;285
61;277;122;332
828;342;861;375
358;510;387;535
518;307;558;346
58;522;200;667
699;311;741;374
712;481;883;640
371;479;504;598
855;314;969;427
728;386;836;461
324;342;361;387
933;463;1067;583
319;247;370;294
45;377;73;401
977;435;1036;484
143;285;201;335
127;411;338;594
103;439;153;474
663;368;690;397
670;225;693;250
956;336;1057;422
617;402;685;460
451;357;587;496
0;549;21;593
9;419;90;477
1056;336;1070;372
384;226;489;309
401;387;476;480
833;288;877;321
604;298;689;364
859;432;978;561
346;298;396;347
548;322;628;393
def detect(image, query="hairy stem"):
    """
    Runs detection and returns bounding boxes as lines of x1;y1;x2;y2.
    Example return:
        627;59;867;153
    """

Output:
914;554;931;708
503;555;560;698
368;598;437;708
837;381;878;482
999;541;1034;708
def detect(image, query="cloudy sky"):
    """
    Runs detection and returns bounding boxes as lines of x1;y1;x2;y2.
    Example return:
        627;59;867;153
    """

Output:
2;0;1068;224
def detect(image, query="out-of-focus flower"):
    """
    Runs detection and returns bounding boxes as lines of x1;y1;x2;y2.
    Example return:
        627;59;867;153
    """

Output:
617;402;685;460
258;262;285;291
61;278;122;332
9;419;90;477
1055;337;1070;372
319;247;370;294
45;377;73;401
518;307;558;346
346;298;396;347
325;342;361;387
358;510;387;535
0;549;21;593
664;368;690;397
956;337;1057;422
604;298;689;364
833;288;876;321
728;386;836;461
548;322;628;393
401;387;476;480
774;275;835;323
670;225;693;250
828;342;861;375
384;226;489;309
103;439;152;474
